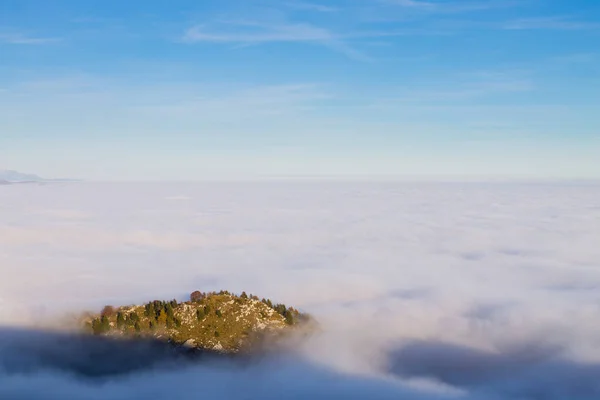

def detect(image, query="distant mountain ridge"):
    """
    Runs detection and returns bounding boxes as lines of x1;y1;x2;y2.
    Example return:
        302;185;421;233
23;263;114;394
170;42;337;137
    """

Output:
0;170;44;182
0;170;77;183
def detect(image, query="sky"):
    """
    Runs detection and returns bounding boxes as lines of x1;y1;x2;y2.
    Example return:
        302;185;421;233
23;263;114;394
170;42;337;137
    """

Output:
1;0;599;180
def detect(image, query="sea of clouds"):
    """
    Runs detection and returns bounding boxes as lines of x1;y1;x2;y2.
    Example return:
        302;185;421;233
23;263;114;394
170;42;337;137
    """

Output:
1;181;599;399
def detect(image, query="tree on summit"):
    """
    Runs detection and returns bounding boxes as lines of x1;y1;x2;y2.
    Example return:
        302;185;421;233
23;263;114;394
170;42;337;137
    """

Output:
101;305;115;317
190;291;205;302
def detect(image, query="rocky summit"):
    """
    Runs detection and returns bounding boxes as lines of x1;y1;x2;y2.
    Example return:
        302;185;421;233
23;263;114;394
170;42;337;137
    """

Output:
83;290;309;353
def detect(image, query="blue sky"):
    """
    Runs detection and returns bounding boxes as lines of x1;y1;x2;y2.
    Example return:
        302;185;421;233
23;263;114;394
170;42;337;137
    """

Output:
1;0;599;180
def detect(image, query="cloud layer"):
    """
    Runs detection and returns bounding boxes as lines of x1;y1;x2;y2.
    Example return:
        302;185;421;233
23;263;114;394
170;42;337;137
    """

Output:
1;181;599;398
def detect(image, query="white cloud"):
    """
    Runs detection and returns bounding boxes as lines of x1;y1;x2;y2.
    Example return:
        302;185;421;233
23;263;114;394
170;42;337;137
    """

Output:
382;0;520;13
182;20;372;60
1;181;600;398
283;1;339;13
503;16;600;30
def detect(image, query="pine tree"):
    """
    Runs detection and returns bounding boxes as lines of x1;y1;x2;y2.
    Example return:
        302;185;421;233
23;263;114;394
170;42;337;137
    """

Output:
116;312;125;329
157;309;167;325
145;303;155;317
196;309;205;321
285;311;295;325
134;322;141;332
129;312;139;323
91;318;103;334
215;309;222;318
100;315;110;332
241;291;248;299
165;303;174;318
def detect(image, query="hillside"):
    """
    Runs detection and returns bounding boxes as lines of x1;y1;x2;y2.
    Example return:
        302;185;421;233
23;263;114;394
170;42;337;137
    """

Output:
83;290;309;353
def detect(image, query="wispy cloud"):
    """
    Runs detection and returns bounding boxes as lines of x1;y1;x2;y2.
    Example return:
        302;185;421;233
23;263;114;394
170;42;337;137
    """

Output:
183;21;373;60
384;0;435;8
0;33;60;45
182;20;437;61
184;21;335;44
503;16;600;30
283;1;339;13
383;0;522;13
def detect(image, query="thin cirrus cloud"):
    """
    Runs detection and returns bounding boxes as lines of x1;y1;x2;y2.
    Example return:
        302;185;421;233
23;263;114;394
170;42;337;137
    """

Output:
181;20;421;61
0;33;61;45
283;1;339;13
503;16;600;30
182;21;368;60
381;0;521;13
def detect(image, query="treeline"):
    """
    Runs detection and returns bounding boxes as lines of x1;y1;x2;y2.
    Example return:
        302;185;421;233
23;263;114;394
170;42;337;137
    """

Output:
90;289;304;335
90;299;182;335
143;299;182;329
190;289;301;325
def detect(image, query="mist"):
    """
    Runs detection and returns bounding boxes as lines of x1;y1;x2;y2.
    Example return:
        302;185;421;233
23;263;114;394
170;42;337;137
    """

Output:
1;181;599;399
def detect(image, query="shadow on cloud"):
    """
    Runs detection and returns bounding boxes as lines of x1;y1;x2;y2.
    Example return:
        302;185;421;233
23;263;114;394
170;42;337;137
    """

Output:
387;339;600;399
0;326;453;400
2;327;600;399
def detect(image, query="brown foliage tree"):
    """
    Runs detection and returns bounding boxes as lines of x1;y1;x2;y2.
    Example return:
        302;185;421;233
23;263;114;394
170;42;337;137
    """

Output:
190;291;205;302
101;305;115;317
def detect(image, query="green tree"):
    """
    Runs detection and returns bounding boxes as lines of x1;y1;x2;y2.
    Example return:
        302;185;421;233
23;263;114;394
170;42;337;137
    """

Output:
91;318;104;334
166;315;175;329
240;291;248;299
165;303;174;318
100;315;110;332
129;312;139;323
134;322;141;332
274;304;286;315
116;312;125;329
144;303;155;317
215;309;222;318
157;309;167;325
196;309;205;321
285;311;295;325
